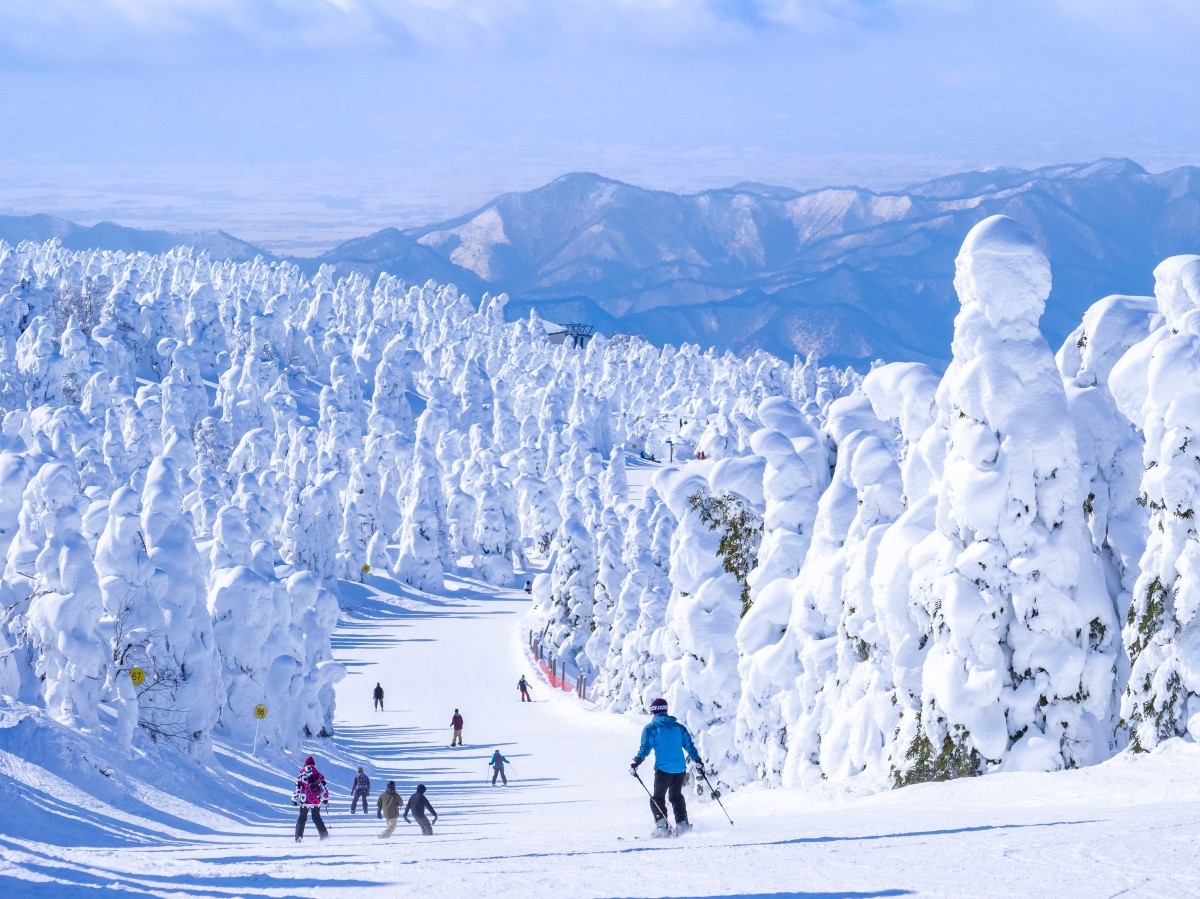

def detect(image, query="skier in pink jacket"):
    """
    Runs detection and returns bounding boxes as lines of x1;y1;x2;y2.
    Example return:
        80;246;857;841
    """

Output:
292;756;330;841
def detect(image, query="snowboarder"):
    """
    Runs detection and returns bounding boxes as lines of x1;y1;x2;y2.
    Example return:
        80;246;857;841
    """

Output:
404;783;438;835
489;749;510;785
518;675;532;702
450;708;464;746
350;766;371;813
292;755;330;841
373;682;384;711
376;780;402;838
630;697;702;836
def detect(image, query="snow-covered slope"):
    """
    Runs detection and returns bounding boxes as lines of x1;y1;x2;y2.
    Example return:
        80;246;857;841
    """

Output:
3;553;1200;897
3;213;1200;895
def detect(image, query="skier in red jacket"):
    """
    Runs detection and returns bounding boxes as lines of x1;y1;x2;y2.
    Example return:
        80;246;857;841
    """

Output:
450;709;464;746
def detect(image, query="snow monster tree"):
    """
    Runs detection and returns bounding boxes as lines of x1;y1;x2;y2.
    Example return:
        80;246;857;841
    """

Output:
894;216;1119;784
1109;255;1200;749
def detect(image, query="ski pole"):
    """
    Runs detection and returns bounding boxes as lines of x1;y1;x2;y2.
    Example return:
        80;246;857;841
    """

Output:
632;770;669;821
698;766;733;826
506;763;519;781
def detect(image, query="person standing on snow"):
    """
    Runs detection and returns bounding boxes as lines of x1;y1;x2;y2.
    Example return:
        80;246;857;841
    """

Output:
350;766;371;813
404;783;438;835
630;697;703;836
489;749;510;785
373;682;384;711
376;781;402;838
450;708;464;746
293;755;331;841
517;675;532;702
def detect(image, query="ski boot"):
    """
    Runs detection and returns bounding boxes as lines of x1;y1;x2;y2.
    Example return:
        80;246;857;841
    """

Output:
675;821;692;835
651;820;673;838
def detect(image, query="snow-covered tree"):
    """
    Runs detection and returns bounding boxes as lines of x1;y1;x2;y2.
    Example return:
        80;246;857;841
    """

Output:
1109;255;1200;749
895;216;1118;784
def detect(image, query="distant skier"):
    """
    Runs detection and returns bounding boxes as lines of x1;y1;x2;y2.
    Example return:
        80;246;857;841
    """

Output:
350;766;371;814
376;781;402;838
373;682;384;711
630;697;702;836
404;783;439;835
489;749;510;785
292;755;330;841
518;675;532;702
450;708;464;746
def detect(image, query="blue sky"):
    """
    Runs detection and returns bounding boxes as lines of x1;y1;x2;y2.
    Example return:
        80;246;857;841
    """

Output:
0;1;1197;252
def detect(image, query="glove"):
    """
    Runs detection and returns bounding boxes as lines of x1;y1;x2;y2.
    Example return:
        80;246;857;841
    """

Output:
377;811;382;819
323;799;329;806
291;799;297;806
629;761;640;777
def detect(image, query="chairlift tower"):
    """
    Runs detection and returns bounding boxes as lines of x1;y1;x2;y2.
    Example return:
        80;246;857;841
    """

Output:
563;323;595;349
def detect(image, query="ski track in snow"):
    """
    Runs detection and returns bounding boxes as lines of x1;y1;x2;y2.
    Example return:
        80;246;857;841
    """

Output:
3;559;1200;897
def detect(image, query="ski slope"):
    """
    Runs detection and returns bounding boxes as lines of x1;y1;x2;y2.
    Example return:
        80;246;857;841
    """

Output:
3;565;1200;898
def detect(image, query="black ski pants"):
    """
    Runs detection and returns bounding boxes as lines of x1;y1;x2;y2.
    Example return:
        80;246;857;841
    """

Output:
374;696;384;711
491;766;507;785
295;805;329;839
352;789;370;813
650;769;688;825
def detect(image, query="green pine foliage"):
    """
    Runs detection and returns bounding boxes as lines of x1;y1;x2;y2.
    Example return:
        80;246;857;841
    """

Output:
687;489;764;617
893;713;980;787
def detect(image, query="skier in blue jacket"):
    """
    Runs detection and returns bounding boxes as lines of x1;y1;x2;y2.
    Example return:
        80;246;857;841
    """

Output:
490;750;510;785
629;696;703;835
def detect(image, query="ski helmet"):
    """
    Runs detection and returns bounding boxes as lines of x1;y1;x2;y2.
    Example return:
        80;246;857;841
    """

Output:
649;697;668;715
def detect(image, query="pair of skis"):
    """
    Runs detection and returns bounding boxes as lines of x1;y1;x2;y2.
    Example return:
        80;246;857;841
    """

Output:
630;765;733;834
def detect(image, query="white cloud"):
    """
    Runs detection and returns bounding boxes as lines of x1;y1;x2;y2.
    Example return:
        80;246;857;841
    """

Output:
0;0;908;65
0;0;1196;226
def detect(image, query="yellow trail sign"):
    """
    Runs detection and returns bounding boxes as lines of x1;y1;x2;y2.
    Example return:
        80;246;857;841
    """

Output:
129;667;146;686
254;704;268;720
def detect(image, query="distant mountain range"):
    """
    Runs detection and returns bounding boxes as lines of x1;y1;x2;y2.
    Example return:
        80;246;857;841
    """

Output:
0;213;265;262
5;158;1200;367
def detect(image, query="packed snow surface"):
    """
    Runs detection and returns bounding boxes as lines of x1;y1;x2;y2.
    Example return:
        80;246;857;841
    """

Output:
3;215;1200;896
2;556;1199;897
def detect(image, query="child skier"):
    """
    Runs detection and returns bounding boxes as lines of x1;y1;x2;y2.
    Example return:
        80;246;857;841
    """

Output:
629;697;702;836
292;755;331;841
517;675;532;702
376;781;402;838
489;749;510;785
403;784;438;835
450;708;464;746
350;766;371;813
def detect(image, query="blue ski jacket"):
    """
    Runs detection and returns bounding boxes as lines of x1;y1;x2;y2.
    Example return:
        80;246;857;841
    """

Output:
635;715;700;774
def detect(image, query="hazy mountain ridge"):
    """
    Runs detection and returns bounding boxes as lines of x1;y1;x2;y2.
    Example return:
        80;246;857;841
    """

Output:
311;158;1200;366
0;213;269;262
5;159;1200;366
